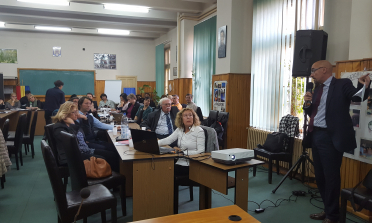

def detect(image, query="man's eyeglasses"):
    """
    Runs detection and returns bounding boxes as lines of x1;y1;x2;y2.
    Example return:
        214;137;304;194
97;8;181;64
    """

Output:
311;67;325;73
162;103;171;106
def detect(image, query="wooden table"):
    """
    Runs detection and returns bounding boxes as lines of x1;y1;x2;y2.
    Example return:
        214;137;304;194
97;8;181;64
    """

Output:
189;155;264;212
0;110;46;135
108;124;181;221
131;205;260;223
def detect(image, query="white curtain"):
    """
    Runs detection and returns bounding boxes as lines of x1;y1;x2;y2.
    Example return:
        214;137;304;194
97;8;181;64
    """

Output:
250;0;324;132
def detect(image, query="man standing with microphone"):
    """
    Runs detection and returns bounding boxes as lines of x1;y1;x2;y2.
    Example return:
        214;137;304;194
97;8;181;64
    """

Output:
304;60;370;223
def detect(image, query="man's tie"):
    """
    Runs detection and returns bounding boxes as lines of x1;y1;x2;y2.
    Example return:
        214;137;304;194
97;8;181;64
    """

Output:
165;113;173;134
308;84;324;132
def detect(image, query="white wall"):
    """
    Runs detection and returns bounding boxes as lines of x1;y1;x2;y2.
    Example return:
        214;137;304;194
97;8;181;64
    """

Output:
349;0;372;60
0;30;156;81
323;0;351;64
180;19;198;78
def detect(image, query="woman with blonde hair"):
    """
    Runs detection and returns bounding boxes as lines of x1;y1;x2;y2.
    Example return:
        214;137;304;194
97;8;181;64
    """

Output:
158;108;205;175
26;94;41;110
5;93;20;109
52;102;119;171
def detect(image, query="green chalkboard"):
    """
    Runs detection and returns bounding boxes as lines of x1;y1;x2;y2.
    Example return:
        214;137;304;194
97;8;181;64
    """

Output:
18;69;95;95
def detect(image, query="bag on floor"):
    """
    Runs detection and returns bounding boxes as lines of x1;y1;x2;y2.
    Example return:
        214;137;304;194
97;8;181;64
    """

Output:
84;157;112;178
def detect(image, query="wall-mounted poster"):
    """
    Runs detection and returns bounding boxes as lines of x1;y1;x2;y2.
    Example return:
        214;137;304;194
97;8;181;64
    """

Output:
218;26;227;58
53;47;61;57
213;81;227;112
173;67;177;77
94;53;116;69
0;49;17;63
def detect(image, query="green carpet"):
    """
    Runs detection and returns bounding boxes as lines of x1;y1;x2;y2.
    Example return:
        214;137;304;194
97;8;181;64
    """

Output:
0;136;367;223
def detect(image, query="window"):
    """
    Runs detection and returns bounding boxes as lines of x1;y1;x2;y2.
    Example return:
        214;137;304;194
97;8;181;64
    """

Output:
164;48;170;94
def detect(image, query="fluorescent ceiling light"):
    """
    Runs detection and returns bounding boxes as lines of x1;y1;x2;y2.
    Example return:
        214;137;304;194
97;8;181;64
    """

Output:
35;26;71;32
103;3;149;13
98;29;130;35
17;0;70;6
0;22;4;27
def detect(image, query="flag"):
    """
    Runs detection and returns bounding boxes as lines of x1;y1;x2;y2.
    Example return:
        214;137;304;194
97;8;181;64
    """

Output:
21;86;25;98
16;86;21;100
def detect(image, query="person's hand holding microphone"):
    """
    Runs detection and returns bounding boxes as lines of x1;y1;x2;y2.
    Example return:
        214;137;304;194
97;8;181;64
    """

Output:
304;82;314;108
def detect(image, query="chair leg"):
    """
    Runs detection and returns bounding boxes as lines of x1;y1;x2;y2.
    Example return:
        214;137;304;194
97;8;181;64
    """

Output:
1;174;4;189
253;153;257;177
111;206;117;223
339;195;347;223
276;160;280;175
83;217;87;223
19;151;23;166
31;143;35;158
63;177;68;192
58;216;62;223
14;153;19;170
174;184;179;214
101;211;106;223
24;144;27;155
268;158;273;184
189;186;193;201
120;185;127;216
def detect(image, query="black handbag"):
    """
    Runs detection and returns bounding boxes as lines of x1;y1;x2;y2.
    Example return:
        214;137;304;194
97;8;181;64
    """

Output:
262;132;288;153
350;169;372;211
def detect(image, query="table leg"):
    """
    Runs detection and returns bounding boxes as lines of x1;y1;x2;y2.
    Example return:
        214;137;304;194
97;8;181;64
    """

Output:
120;161;133;197
234;167;249;212
199;185;212;210
132;158;174;221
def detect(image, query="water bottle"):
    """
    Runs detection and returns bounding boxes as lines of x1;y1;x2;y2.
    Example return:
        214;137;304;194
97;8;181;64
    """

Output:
121;113;129;139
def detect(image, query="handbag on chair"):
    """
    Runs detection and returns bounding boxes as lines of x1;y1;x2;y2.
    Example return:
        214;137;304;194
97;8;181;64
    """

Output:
261;132;288;153
84;157;112;178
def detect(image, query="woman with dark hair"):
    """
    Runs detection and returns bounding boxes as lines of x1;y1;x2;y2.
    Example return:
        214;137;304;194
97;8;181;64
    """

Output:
117;93;129;112
123;93;140;119
68;96;79;106
99;93;115;108
134;97;153;122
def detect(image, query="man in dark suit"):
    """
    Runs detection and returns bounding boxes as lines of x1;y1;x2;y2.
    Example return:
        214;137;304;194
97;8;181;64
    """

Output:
140;98;178;140
44;80;65;125
304;60;371;223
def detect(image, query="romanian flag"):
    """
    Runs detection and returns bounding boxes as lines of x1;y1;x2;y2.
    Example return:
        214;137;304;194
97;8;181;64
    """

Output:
16;86;29;100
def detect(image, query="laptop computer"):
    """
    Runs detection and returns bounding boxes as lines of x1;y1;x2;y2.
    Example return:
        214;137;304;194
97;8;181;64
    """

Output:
130;129;176;155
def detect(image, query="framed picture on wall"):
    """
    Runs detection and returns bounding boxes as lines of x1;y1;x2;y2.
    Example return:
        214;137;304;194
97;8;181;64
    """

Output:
94;53;116;69
218;26;227;58
0;49;17;63
173;67;177;77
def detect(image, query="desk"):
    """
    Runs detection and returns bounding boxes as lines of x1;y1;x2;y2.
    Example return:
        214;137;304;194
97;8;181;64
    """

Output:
108;125;180;221
131;205;260;223
0;110;46;135
189;156;264;212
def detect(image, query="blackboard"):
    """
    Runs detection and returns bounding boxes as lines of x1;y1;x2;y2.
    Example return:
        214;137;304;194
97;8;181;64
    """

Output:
18;69;95;95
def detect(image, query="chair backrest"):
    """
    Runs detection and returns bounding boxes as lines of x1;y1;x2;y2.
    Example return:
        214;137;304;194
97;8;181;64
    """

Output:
136;109;145;125
44;124;59;162
40;140;68;216
24;110;32;135
60;131;89;191
14;114;26;152
196;107;203;123
218;112;229;147
208;110;219;126
2;119;9;141
28;111;38;141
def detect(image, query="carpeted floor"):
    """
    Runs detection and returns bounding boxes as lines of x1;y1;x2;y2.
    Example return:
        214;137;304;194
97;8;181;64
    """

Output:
0;136;367;223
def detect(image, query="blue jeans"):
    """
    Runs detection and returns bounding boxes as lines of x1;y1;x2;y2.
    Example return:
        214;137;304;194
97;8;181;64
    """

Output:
311;129;344;221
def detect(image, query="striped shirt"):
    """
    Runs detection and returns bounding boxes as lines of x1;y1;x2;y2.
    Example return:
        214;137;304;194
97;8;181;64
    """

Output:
313;76;333;128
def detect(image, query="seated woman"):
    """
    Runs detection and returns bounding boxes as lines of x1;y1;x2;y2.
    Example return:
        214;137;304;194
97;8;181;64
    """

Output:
158;108;205;175
99;93;115;109
116;93;129;112
26;94;41;110
123;93;140;119
68;96;79;106
134;97;153;122
52;102;119;172
5;93;20;109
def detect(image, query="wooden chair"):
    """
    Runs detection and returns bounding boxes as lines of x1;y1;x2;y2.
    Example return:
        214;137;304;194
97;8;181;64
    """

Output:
59;131;127;216
41;140;117;223
44;124;70;189
2;119;9;141
6;114;26;170
8;110;33;156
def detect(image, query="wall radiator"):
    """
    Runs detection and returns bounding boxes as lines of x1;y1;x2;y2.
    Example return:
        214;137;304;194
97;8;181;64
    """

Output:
246;127;314;177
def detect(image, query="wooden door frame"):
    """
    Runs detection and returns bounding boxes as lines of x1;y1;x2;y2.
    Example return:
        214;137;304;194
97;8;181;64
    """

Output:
116;76;138;93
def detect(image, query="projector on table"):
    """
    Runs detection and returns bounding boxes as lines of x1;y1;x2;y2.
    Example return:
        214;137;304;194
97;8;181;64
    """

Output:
211;148;254;165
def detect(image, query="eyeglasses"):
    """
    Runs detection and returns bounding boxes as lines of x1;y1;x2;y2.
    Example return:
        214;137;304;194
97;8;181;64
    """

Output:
183;114;193;118
162;103;171;106
311;67;325;73
71;110;79;115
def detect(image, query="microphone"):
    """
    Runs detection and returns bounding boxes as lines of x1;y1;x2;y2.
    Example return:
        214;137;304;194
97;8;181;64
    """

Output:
304;82;314;108
74;188;91;223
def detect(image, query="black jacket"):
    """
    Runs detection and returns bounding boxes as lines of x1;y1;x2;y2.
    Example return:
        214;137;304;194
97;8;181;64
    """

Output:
92;101;98;109
44;87;65;112
19;96;29;107
53;121;80;165
304;77;370;152
124;102;140;119
78;114;96;141
140;107;178;132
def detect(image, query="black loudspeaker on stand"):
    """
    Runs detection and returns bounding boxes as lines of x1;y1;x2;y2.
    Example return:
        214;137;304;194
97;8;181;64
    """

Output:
272;30;328;194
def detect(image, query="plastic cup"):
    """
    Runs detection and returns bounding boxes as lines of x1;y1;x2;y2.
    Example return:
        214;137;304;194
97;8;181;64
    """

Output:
113;127;117;135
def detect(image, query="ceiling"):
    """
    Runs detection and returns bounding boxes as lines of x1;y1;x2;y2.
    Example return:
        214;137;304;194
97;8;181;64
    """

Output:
0;0;216;39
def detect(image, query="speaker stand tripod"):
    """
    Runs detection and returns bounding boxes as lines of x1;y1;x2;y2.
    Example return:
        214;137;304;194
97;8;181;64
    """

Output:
272;78;314;194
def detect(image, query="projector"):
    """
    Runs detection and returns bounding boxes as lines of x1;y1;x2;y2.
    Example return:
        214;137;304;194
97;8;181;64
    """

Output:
211;148;254;165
